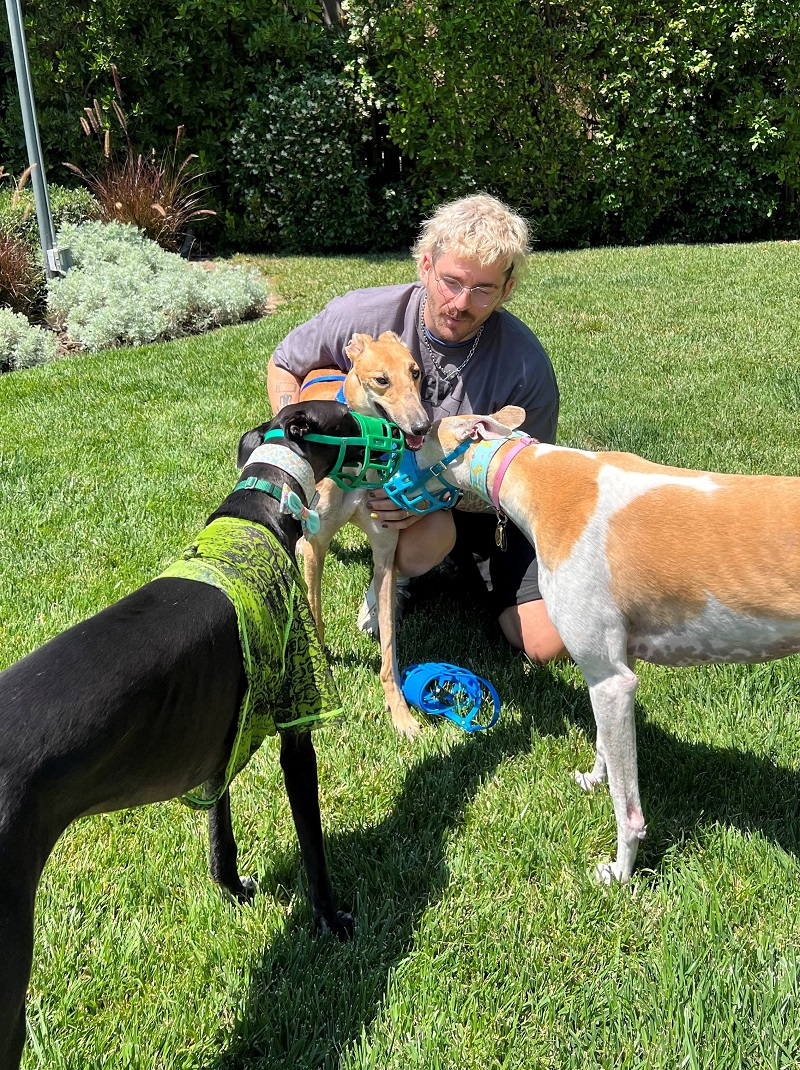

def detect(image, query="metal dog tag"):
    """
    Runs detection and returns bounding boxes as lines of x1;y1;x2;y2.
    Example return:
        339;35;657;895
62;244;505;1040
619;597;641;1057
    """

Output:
494;512;508;552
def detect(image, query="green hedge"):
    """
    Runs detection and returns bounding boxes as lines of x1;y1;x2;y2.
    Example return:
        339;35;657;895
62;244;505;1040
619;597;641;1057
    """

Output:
348;0;800;246
0;0;334;245
1;0;798;249
0;184;99;245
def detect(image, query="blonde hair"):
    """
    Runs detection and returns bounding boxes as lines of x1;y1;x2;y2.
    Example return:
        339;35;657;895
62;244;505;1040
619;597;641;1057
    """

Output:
412;193;531;280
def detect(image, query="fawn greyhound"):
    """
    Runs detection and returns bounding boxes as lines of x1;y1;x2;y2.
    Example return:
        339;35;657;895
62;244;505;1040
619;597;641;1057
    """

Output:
298;331;431;737
0;401;361;1069
416;405;800;883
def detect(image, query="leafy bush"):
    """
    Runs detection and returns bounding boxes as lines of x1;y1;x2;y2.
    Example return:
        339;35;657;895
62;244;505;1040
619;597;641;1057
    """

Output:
344;2;592;244
0;0;337;247
47;221;267;351
229;69;371;251
344;0;800;246
2;0;797;247
229;67;419;251
570;2;799;244
65;87;215;251
0;234;44;314
0;181;100;247
0;307;58;371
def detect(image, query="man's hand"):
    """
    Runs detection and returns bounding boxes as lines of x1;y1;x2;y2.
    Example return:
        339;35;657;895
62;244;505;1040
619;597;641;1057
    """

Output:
366;489;424;529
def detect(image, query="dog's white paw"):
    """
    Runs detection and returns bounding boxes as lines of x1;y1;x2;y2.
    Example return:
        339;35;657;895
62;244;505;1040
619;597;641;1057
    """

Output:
390;705;422;739
574;769;601;792
240;876;258;899
593;861;624;885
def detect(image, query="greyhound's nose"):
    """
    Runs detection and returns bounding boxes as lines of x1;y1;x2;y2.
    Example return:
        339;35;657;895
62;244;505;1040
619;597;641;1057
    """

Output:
411;417;432;436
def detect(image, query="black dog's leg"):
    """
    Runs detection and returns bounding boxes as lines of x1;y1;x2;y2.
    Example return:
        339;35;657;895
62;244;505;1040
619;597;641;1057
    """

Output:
0;834;40;1070
208;789;256;903
279;731;353;940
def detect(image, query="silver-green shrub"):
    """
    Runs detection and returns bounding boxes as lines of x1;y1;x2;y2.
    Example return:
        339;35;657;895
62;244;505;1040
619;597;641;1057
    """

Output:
47;221;267;351
0;308;58;372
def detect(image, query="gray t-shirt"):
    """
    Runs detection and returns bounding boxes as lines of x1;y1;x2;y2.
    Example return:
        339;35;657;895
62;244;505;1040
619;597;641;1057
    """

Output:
272;283;559;442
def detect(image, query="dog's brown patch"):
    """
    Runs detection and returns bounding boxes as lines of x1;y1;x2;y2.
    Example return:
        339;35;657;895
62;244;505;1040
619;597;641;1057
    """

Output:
606;474;800;624
503;448;601;571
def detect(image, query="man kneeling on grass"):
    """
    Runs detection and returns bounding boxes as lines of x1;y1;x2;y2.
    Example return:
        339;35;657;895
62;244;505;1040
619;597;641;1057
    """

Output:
267;193;566;664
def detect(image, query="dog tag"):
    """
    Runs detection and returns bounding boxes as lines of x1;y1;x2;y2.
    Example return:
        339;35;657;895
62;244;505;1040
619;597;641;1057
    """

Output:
494;512;508;552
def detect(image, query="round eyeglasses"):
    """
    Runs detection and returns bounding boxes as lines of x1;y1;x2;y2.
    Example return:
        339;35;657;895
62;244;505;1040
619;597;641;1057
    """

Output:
432;266;505;309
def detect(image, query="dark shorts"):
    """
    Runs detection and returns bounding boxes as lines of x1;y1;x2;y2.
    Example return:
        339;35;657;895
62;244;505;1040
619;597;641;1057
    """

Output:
449;511;541;616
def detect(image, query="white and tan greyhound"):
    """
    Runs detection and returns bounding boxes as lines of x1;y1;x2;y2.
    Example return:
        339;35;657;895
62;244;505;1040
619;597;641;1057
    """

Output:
416;404;800;882
298;332;430;738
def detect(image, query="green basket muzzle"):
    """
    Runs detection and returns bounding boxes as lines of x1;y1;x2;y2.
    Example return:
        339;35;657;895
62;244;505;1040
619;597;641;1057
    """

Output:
263;412;405;491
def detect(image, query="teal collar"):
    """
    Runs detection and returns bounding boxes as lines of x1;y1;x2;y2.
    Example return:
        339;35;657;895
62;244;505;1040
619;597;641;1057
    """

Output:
233;475;321;536
469;430;536;511
233;475;283;503
468;438;511;503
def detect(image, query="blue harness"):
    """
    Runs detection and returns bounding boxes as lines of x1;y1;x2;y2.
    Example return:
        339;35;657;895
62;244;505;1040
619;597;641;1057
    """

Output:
300;374;347;405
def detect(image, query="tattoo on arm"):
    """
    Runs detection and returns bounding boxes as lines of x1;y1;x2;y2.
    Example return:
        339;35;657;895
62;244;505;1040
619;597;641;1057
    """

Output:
455;491;494;513
271;374;301;411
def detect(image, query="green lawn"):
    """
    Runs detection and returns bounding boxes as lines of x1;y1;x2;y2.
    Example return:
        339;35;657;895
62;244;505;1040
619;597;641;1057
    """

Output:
2;240;800;1069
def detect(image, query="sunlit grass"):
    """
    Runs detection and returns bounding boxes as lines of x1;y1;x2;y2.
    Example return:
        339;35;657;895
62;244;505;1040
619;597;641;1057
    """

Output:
2;239;799;1068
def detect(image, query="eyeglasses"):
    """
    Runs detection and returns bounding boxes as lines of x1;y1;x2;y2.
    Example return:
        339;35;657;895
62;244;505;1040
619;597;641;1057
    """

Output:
432;266;505;309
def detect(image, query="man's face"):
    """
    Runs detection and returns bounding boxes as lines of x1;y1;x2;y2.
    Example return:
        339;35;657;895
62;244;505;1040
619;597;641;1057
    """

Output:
420;251;515;344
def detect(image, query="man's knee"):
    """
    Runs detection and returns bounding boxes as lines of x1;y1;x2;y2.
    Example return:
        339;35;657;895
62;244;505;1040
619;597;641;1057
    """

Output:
498;601;567;663
395;511;456;578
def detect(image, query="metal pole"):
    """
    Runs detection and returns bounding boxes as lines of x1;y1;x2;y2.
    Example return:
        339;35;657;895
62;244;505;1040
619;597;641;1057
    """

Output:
5;0;70;276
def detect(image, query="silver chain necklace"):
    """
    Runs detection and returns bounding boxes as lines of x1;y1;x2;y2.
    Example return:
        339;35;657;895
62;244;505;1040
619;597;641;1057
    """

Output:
420;295;484;383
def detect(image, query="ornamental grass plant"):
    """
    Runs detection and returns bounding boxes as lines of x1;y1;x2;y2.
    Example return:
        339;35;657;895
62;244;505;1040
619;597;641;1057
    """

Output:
0;234;42;316
64;71;215;253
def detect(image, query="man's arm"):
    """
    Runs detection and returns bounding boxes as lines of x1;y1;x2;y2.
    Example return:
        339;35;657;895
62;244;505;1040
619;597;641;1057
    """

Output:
455;490;495;513
267;358;304;413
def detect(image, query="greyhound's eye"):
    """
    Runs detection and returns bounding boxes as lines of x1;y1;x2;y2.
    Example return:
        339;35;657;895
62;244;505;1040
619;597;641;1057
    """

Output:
374;376;389;387
411;367;421;380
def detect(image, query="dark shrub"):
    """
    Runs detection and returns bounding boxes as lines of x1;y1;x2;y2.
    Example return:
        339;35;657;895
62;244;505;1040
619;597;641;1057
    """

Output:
0;234;43;314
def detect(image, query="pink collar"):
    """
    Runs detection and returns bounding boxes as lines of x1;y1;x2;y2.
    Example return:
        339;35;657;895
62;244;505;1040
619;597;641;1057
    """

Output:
490;435;537;510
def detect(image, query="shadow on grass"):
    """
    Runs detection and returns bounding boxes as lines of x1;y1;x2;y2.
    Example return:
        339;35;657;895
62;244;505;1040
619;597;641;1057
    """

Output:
324;542;372;568
209;564;800;1068
634;715;800;872
209;712;535;1070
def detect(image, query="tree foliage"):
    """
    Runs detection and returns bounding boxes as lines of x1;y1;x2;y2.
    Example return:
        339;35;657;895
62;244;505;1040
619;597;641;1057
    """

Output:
1;0;798;248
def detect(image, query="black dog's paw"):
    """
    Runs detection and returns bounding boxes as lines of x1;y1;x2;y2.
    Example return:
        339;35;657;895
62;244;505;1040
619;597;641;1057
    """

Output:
218;876;258;906
237;876;258;903
317;910;355;941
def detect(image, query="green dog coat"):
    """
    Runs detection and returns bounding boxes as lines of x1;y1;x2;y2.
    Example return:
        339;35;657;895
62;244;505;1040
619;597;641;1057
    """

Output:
159;515;342;809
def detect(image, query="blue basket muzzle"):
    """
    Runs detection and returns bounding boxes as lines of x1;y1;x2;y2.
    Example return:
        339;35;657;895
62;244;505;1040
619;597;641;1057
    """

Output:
382;440;471;514
401;662;500;732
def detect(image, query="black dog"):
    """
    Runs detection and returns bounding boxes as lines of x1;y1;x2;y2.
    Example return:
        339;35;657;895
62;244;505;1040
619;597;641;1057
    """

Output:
0;401;361;1069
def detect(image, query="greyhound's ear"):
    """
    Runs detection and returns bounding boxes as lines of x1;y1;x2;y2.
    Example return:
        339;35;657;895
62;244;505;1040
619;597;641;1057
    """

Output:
377;330;404;346
237;428;265;468
491;405;526;431
448;407;526;443
284;409;312;442
345;333;373;360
